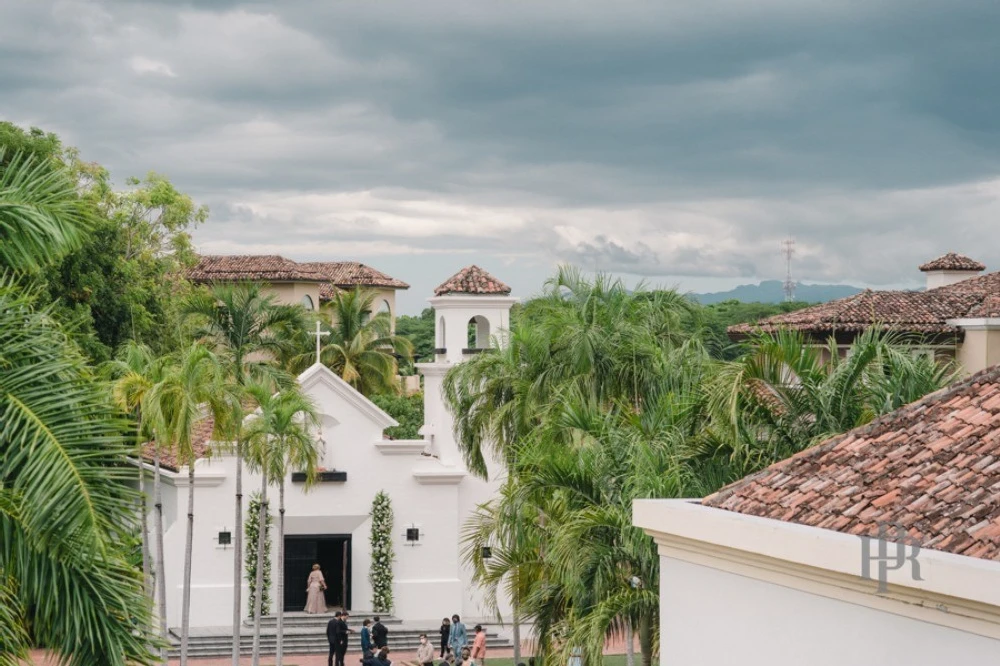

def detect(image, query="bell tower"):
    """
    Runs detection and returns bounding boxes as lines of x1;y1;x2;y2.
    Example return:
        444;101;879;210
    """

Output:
416;265;517;466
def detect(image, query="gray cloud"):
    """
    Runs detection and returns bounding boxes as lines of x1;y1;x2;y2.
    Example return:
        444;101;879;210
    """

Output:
2;0;999;312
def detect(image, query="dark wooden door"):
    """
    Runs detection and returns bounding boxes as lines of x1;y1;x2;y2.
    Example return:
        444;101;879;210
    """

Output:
284;535;351;611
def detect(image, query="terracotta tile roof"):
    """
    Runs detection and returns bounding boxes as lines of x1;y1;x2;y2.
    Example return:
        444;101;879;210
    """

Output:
300;261;409;300
728;271;1000;338
434;265;511;296
141;417;218;472
704;364;1000;561
189;255;327;283
919;252;986;272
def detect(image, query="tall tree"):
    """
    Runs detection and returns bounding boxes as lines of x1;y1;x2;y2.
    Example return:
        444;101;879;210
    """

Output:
146;343;237;666
0;279;161;665
0;146;158;663
243;382;321;666
705;328;958;469
2;121;207;361
186;282;305;665
287;287;413;395
445;269;709;666
104;341;169;654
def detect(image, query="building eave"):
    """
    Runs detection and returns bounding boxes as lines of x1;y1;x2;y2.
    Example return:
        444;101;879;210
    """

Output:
634;498;1000;631
947;318;1000;331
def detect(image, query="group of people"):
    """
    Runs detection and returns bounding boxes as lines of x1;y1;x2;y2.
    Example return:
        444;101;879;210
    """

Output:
325;612;487;666
432;615;488;666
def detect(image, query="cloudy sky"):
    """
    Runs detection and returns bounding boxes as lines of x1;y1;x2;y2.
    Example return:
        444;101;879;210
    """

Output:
3;1;999;313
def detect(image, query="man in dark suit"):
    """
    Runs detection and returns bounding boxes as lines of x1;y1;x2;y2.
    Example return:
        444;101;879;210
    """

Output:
335;611;352;666
328;612;343;666
371;615;389;649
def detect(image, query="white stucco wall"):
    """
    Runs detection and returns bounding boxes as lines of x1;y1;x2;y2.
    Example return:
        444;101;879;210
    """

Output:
153;364;474;629
660;556;1000;666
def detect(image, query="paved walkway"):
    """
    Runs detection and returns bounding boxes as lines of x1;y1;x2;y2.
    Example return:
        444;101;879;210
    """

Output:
28;637;633;665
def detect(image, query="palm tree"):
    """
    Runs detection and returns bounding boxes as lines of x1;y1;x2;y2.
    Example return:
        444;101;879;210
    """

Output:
705;328;958;470
288;287;413;395
186;282;305;664
0;278;160;664
0;149;89;273
146;343;237;666
243;382;321;666
104;341;170;658
445;269;709;664
1;151;159;663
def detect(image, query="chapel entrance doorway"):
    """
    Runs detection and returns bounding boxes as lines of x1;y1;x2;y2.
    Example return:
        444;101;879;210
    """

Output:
284;534;351;612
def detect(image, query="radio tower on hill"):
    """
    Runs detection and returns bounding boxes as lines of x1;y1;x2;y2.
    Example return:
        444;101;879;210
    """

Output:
781;237;796;302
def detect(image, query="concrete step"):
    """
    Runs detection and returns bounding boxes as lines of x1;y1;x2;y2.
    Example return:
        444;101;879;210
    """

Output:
167;618;513;659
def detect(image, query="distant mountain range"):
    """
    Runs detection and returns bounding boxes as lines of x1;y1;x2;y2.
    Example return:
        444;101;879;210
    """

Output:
691;280;863;305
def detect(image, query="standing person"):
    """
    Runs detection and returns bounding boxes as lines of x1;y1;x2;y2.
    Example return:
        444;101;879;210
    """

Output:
327;612;343;666
334;611;352;666
448;615;467;657
470;625;486;666
361;618;373;657
417;633;435;666
306;563;329;613
438;618;451;658
372;615;389;649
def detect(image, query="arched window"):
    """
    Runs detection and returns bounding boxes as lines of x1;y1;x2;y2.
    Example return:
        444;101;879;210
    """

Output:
467;315;491;350
378;299;391;315
300;294;314;311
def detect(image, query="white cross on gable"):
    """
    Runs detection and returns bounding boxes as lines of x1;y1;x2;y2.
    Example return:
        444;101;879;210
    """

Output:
310;320;330;366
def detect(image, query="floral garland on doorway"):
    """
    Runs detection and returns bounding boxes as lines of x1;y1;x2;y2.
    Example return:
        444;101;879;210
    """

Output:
369;491;394;612
245;492;272;617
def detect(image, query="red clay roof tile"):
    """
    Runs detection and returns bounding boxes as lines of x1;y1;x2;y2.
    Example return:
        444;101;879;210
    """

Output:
189;255;326;283
434;265;511;296
728;269;1000;338
919;252;986;272
299;261;410;295
703;364;1000;561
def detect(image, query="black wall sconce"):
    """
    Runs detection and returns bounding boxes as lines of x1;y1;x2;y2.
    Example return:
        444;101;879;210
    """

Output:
481;546;493;559
218;530;232;547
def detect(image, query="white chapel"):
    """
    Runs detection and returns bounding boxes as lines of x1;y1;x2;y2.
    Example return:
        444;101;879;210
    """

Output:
144;265;517;630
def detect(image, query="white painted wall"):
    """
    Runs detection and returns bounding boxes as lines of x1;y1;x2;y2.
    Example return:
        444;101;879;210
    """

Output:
659;556;1000;665
151;284;519;631
155;364;470;628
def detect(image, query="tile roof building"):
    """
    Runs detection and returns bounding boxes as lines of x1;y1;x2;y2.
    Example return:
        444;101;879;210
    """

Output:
635;364;1000;665
728;254;1000;375
704;364;1000;559
434;265;512;296
187;254;409;322
189;255;327;283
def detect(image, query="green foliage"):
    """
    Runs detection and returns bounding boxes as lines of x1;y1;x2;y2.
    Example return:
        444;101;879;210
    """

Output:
0;280;159;665
369;491;394;613
243;381;322;485
287;287;413;396
699;298;814;359
370;392;424;439
0;571;28;666
0;122;63;172
446;268;954;666
1;121;205;362
0;149;89;274
245;492;273;618
395;307;435;367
